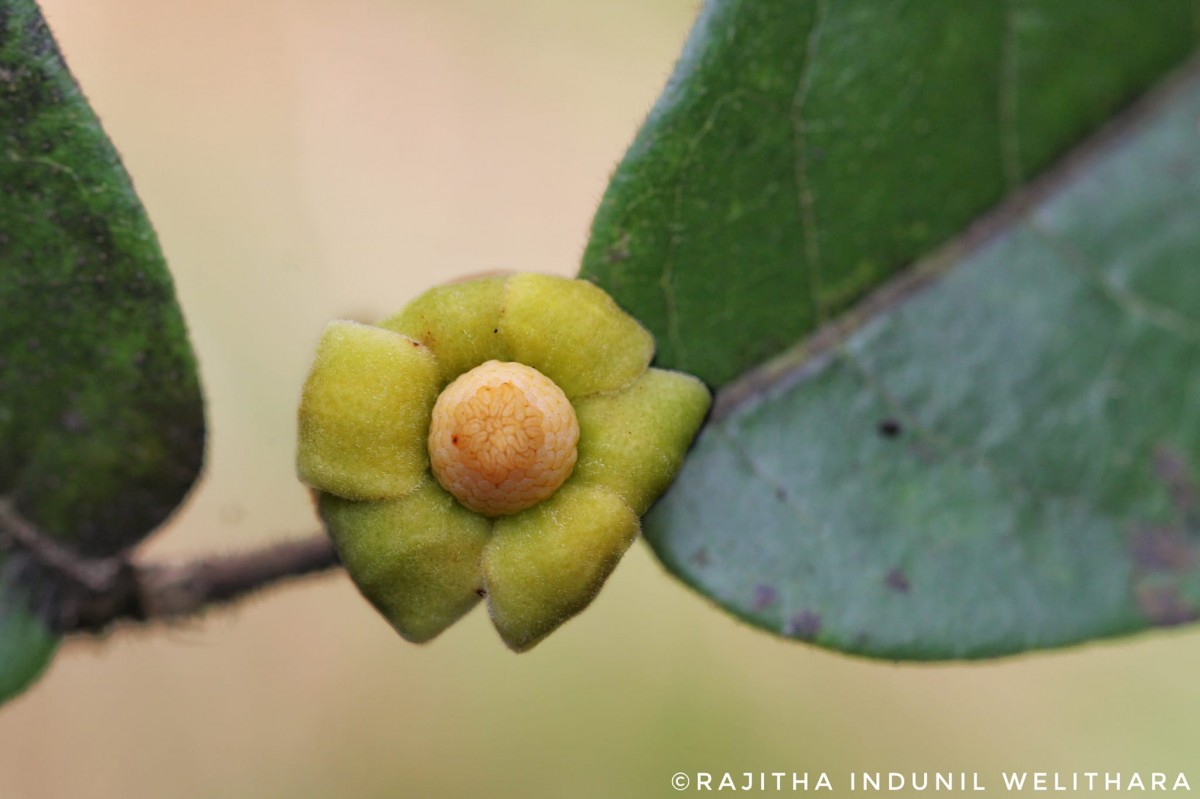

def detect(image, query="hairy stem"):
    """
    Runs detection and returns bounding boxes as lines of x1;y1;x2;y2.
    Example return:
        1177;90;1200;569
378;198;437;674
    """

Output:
0;498;339;633
135;536;339;621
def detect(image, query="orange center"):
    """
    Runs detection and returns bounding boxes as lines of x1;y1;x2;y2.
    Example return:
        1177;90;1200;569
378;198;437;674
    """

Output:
428;361;578;516
450;381;544;483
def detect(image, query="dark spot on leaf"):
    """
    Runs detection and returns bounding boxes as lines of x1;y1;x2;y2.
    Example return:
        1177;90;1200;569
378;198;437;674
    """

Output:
59;409;86;433
1135;584;1197;627
1152;444;1198;516
604;231;632;264
451;435;459;445
785;610;821;640
1129;525;1194;574
475;588;487;598
691;548;709;568
752;584;777;611
493;329;498;334
908;440;940;463
877;418;902;439
774;486;788;502
885;568;910;593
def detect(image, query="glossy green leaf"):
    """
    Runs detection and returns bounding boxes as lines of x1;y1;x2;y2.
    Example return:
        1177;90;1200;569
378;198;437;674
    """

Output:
581;0;1199;387
645;72;1200;659
0;0;205;698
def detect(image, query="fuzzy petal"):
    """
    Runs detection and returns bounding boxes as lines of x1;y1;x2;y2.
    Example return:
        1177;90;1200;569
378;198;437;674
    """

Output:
483;483;640;651
298;321;439;500
321;479;492;643
571;368;711;515
499;274;654;399
378;275;511;385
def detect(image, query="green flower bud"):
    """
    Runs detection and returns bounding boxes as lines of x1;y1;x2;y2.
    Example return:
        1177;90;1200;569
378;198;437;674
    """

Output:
296;273;710;650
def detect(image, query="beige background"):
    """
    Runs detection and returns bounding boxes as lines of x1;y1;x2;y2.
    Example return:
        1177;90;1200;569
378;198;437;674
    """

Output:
2;2;1197;797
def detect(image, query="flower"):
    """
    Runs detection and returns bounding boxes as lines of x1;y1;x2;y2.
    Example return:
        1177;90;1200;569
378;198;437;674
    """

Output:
297;273;710;651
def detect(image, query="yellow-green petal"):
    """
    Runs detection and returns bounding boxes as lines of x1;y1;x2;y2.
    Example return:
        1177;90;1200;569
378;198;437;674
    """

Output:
483;483;640;652
499;273;654;399
297;320;439;500
321;479;492;643
378;275;511;385
572;368;711;515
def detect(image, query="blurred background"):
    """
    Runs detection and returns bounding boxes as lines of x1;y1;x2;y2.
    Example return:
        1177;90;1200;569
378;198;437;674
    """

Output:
2;1;1198;797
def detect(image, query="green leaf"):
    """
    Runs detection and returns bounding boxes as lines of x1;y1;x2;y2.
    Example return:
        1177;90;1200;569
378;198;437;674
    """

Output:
0;0;205;695
581;0;1199;387
644;72;1200;659
0;566;56;702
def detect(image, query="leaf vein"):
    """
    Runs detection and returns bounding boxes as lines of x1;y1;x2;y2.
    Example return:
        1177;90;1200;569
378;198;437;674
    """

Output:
999;0;1023;189
711;419;825;535
835;346;1038;506
790;0;829;323
836;300;1147;517
659;95;736;363
1030;221;1200;347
